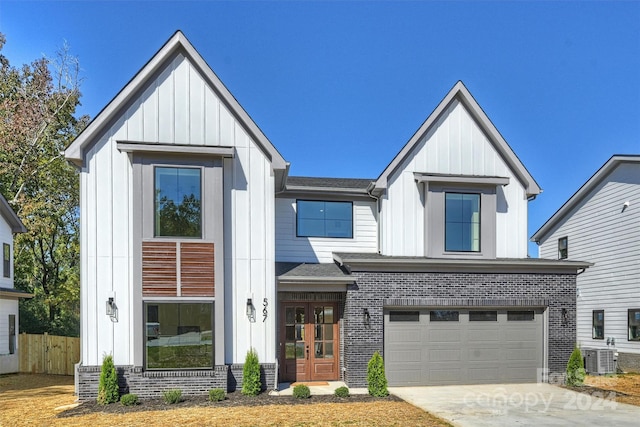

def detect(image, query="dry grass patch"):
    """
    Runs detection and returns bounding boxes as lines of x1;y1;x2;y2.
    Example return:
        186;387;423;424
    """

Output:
583;373;640;407
0;374;450;426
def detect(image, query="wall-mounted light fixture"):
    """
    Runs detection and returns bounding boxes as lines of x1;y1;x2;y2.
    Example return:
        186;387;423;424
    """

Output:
106;296;118;322
561;308;568;326
363;308;371;325
246;298;255;322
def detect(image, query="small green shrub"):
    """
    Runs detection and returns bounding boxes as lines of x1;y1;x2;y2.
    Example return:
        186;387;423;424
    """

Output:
334;386;350;398
566;345;586;386
162;389;183;404
242;348;262;396
367;351;389;397
292;384;311;399
97;354;119;404
209;388;226;402
120;393;139;406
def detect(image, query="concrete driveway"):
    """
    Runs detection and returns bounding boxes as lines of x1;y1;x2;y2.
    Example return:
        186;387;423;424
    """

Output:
390;383;640;426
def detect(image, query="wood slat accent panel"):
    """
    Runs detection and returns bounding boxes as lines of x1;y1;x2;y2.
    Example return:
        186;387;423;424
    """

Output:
180;242;215;296
142;241;177;296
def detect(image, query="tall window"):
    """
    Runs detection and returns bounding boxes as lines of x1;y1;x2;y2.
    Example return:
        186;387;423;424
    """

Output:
8;314;15;354
297;200;353;238
145;302;213;369
629;309;640;341
155;167;202;237
592;310;604;339
3;243;9;278
445;193;480;252
558;237;568;259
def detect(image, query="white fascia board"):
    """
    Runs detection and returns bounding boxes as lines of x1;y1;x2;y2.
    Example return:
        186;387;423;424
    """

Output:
531;155;640;243
373;81;541;198
0;193;26;233
65;31;287;171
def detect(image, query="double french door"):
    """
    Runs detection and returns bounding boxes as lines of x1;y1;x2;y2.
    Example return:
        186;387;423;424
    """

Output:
279;302;339;382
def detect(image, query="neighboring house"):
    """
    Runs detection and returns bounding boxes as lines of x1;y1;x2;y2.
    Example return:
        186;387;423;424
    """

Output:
66;31;590;400
532;155;640;371
0;193;29;374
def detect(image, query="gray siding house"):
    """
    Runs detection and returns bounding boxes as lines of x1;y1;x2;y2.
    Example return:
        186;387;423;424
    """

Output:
532;155;640;371
68;31;589;399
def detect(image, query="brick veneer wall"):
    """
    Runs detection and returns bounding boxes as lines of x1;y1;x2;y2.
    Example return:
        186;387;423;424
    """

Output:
77;363;276;401
343;271;576;387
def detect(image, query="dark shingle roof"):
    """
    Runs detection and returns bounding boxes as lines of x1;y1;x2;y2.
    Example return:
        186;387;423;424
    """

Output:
276;262;350;279
286;176;373;191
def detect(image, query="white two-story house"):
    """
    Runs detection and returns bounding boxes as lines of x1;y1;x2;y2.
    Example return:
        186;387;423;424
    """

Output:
0;193;29;374
66;31;589;399
532;155;640;372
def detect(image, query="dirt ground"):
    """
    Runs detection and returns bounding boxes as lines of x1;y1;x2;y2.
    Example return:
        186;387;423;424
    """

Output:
583;373;640;407
0;374;449;426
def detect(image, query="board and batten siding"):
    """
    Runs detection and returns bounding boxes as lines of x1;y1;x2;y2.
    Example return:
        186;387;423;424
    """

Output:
380;99;529;258
538;162;640;354
0;298;19;373
79;52;276;367
275;198;378;263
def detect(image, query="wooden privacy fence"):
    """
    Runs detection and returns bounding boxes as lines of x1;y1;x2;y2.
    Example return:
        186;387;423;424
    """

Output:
19;333;80;376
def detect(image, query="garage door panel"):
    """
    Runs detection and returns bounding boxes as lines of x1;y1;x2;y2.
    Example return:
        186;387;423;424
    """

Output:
385;308;544;386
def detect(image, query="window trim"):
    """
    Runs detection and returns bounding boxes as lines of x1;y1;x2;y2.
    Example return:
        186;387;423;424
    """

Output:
469;310;498;321
628;309;640;341
558;236;568;260
429;310;459;322
444;192;481;253
389;310;420;322
592;310;604;340
507;310;535;321
3;243;9;278
296;199;354;239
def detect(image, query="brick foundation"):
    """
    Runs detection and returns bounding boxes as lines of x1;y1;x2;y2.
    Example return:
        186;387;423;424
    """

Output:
77;363;276;401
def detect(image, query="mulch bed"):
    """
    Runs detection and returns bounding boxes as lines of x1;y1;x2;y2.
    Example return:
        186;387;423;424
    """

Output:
59;392;402;417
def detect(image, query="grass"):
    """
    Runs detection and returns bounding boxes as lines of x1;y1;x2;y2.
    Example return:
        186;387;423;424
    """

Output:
0;374;449;426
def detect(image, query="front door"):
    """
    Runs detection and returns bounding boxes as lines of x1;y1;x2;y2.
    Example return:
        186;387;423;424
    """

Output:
280;302;339;382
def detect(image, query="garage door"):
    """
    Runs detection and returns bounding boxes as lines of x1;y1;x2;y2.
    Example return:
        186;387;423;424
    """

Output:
384;308;544;386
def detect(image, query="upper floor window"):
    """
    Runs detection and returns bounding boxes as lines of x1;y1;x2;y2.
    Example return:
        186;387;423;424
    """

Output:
155;167;202;238
629;309;640;341
558;237;568;259
445;193;480;252
297;200;353;238
3;243;9;278
592;310;604;339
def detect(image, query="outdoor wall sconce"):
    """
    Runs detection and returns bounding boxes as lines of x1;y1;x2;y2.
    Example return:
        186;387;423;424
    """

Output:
246;298;255;322
363;308;371;325
106;297;118;322
561;308;568;326
622;200;630;213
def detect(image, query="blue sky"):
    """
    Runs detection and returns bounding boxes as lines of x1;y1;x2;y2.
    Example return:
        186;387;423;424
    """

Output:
1;1;639;256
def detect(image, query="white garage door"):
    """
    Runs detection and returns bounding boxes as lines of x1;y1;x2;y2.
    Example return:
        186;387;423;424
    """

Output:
384;308;544;386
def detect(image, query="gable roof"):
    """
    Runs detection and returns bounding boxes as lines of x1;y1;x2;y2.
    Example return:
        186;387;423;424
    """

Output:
371;81;541;198
65;30;287;170
0;193;26;233
531;154;640;243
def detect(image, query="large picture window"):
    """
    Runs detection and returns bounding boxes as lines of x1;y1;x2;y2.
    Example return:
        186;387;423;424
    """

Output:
629;309;640;341
592;310;604;339
445;193;480;252
155;167;202;238
297;200;353;238
145;302;213;369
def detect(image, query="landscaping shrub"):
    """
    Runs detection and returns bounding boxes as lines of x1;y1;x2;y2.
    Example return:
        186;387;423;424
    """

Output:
566;345;586;386
162;389;183;404
97;354;119;404
120;393;139;406
209;388;226;402
242;348;262;396
334;386;350;398
293;384;311;399
367;351;389;397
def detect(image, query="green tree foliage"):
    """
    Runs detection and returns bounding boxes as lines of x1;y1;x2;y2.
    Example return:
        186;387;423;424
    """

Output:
566;345;586;387
242;348;262;396
367;351;389;397
0;33;87;336
97;354;119;404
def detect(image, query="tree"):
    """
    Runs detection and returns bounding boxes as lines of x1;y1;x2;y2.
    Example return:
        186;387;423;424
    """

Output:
566;345;586;387
367;351;389;397
0;33;88;336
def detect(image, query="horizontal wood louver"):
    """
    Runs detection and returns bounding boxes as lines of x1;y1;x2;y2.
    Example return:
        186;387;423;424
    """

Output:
180;242;215;296
142;241;177;296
